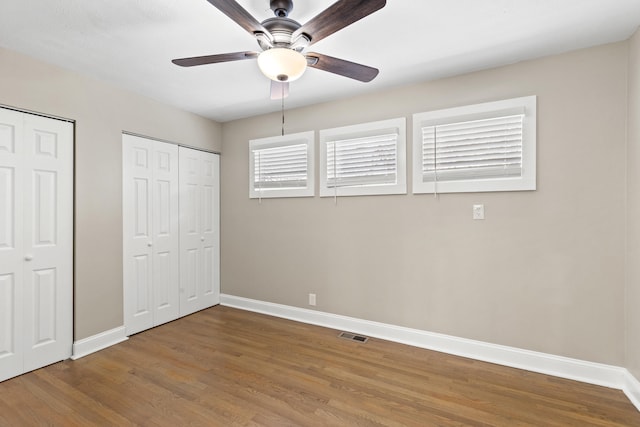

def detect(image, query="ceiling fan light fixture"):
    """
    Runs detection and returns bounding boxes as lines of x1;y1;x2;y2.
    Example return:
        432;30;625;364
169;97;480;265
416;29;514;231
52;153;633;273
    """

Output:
257;48;307;82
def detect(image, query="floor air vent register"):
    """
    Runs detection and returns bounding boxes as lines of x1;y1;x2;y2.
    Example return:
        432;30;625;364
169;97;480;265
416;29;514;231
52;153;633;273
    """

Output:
338;332;369;343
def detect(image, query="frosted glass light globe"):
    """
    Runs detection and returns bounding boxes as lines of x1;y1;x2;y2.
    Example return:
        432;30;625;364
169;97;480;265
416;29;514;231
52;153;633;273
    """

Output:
257;48;307;82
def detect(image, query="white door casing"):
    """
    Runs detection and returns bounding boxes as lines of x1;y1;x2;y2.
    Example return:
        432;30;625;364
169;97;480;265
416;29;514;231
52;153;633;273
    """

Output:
179;147;219;316
123;134;179;335
0;108;73;382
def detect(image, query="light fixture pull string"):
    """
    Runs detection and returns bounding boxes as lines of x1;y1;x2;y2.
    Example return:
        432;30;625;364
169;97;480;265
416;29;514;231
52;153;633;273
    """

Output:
281;83;285;136
333;142;338;205
258;151;262;205
433;126;438;199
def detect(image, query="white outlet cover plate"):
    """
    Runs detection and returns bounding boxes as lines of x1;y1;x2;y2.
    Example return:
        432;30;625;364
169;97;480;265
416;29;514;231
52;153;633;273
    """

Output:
473;204;485;220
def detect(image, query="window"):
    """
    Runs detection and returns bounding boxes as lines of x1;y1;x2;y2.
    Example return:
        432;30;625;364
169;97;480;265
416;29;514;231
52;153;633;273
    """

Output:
412;96;536;194
249;131;314;198
319;118;406;197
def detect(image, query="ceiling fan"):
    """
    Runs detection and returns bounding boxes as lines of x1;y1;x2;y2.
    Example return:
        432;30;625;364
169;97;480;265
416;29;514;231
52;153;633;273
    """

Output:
172;0;386;99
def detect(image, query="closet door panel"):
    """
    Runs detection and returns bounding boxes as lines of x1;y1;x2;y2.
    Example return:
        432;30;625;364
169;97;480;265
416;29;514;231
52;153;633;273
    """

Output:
123;135;180;334
0;274;21;379
0;108;24;382
123;135;154;335
22;114;73;372
179;147;203;316
201;154;219;307
179;148;219;315
151;142;179;326
184;247;199;302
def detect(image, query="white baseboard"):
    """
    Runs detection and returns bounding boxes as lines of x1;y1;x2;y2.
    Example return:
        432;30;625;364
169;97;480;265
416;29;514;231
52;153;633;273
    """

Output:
624;370;640;411
220;294;639;412
71;326;128;360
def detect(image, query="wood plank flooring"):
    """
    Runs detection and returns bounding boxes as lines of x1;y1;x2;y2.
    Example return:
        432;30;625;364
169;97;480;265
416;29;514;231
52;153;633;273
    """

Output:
1;305;638;426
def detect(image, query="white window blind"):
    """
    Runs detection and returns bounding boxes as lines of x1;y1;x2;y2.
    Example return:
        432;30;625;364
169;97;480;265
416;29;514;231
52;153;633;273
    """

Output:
412;96;536;194
249;131;314;199
421;114;524;183
253;143;307;190
320;117;406;197
326;133;398;188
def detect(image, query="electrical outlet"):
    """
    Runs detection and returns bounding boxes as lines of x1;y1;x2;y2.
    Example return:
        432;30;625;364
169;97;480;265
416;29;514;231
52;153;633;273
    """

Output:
308;293;317;306
473;204;485;220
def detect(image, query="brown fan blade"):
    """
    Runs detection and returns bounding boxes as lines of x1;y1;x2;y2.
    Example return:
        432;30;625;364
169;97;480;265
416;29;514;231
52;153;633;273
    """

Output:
293;0;386;46
270;81;290;100
306;53;379;82
205;0;269;36
172;51;258;67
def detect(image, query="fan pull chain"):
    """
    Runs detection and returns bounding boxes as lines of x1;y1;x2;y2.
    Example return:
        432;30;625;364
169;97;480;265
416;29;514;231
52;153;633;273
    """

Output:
258;151;262;204
433;126;438;199
281;83;285;136
333;142;338;205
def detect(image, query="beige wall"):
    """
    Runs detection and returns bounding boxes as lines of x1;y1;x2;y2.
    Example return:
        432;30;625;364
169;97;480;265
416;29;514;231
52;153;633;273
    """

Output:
627;28;640;379
221;42;629;366
2;36;634;370
0;46;222;340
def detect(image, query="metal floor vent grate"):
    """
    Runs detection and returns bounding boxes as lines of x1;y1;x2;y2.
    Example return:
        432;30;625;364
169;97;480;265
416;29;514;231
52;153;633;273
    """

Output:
338;332;369;343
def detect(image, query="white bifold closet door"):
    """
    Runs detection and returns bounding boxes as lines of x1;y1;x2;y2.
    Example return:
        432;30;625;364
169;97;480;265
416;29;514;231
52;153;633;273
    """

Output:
0;107;73;382
123;134;180;335
179;147;220;316
123;137;219;335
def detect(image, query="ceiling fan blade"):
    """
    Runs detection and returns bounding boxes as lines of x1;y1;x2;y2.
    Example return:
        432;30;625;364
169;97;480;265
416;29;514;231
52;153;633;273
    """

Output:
172;51;258;67
270;81;290;100
306;53;379;82
205;0;269;36
293;0;386;46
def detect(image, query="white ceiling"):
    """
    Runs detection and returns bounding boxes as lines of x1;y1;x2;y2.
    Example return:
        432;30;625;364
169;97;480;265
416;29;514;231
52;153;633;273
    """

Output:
1;0;640;122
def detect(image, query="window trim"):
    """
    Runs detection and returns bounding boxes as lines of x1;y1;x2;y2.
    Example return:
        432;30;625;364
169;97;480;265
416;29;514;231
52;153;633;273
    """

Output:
249;131;315;199
412;96;537;194
319;117;407;197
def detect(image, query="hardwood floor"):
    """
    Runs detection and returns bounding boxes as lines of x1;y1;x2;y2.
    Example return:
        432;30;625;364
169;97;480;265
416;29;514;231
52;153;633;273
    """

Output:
1;306;638;426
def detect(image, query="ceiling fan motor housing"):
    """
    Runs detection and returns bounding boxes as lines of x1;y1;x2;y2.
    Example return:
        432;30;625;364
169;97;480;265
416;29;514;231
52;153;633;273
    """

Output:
258;17;307;51
270;0;293;17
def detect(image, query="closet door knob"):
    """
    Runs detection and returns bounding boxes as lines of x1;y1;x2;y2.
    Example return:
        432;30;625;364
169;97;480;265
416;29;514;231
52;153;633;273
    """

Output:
24;254;34;261
147;242;153;247
200;236;205;242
